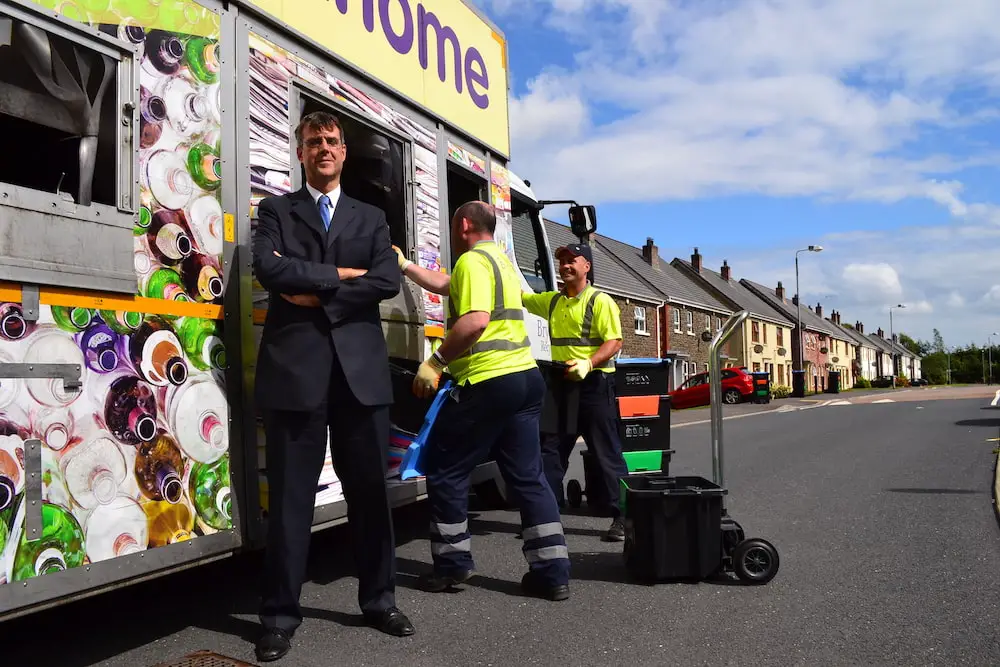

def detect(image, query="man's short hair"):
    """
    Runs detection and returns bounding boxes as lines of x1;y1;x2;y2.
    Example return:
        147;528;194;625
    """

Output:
294;111;345;147
454;201;496;234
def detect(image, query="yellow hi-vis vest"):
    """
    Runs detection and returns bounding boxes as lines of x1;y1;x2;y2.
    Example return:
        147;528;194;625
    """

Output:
533;285;620;372
445;242;535;385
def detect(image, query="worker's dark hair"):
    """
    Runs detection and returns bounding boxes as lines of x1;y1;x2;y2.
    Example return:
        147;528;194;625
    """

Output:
454;201;496;234
294;111;346;147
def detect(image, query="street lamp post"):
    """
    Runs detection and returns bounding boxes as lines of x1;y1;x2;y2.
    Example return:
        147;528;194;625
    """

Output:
889;304;905;388
795;245;823;396
989;333;998;385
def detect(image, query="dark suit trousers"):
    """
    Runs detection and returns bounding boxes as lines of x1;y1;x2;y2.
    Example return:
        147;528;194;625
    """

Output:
259;352;396;633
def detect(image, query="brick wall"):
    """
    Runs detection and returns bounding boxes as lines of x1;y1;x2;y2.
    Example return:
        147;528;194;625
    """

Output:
662;304;731;378
611;295;660;358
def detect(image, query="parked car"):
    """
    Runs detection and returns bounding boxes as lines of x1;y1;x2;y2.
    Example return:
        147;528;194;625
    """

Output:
910;377;929;386
871;376;894;388
670;367;755;409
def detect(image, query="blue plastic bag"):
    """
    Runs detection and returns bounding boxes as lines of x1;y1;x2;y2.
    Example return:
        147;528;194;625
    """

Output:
399;380;454;480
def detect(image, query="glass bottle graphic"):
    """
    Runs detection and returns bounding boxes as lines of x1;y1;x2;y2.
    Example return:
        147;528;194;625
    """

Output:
0;510;8;558
24;329;86;407
80;320;121;374
189;455;231;531
144;149;196;211
12;503;86;581
147;209;194;265
186;194;224;257
34;407;75;453
85;496;148;563
135;205;152;237
145;499;194;547
184;141;221;192
135;235;154;280
143;268;190;303
0;303;32;341
166;376;227;464
104;375;158;446
51;305;94;333
135;432;185;504
180;252;223;303
129;318;189;387
175;316;226;372
99;309;143;335
160;76;210;139
185;36;219;85
61;434;128;509
144;29;184;76
139;85;167;150
0;436;21;514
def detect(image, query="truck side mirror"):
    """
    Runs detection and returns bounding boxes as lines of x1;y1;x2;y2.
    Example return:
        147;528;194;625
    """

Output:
568;205;597;236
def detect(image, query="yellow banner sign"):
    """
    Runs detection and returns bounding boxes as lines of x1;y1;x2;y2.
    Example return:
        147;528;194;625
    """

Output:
248;0;510;156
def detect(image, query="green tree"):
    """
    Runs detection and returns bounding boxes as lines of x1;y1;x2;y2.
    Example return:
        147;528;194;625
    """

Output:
932;328;945;354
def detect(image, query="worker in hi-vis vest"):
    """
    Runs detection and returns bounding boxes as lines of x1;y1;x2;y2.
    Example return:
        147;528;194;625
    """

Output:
521;243;629;543
397;201;571;602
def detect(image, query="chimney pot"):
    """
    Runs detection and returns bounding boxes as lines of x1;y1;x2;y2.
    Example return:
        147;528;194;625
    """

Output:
815;303;823;318
721;260;731;282
775;281;785;301
642;237;660;269
691;247;702;273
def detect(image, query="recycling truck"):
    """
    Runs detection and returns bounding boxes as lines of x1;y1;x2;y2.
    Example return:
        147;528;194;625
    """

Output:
0;0;595;620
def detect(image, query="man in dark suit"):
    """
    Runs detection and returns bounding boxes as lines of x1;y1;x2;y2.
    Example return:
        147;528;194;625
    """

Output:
252;111;413;662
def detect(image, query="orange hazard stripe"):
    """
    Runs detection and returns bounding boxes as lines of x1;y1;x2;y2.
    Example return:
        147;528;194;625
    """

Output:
0;282;223;321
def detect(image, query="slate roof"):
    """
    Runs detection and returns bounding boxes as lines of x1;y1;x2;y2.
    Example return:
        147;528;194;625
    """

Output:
831;322;877;349
866;333;896;354
593;236;732;314
739;279;851;341
672;260;792;326
510;215;662;303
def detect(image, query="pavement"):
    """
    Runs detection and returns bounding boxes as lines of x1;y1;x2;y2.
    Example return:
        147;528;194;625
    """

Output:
2;394;1000;666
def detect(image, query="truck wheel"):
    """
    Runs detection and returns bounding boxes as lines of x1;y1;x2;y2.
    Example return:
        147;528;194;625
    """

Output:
566;479;583;508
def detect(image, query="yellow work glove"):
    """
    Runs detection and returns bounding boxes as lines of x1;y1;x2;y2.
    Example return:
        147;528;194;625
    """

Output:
413;353;445;398
565;358;592;382
393;245;412;271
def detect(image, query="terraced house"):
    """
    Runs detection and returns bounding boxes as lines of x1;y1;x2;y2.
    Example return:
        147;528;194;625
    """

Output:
673;252;795;387
596;237;733;390
833;317;880;383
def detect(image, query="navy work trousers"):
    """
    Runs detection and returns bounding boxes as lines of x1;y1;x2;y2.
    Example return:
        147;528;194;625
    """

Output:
425;368;570;587
542;371;628;516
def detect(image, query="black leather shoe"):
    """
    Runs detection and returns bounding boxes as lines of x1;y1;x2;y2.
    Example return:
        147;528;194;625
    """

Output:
521;571;570;601
418;569;474;592
255;628;291;663
364;607;415;637
603;517;625;542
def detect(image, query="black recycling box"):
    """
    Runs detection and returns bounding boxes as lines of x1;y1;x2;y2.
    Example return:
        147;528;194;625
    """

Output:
615;358;670;398
621;475;727;581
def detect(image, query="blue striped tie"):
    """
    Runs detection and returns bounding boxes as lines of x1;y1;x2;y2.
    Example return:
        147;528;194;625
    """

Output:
318;194;332;231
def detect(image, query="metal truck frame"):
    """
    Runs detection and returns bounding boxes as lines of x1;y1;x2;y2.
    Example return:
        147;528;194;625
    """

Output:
0;0;579;621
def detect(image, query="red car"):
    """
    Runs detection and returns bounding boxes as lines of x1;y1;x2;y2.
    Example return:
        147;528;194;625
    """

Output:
669;368;755;410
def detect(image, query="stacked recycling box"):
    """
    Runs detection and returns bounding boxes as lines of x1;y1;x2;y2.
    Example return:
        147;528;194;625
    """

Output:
614;358;673;474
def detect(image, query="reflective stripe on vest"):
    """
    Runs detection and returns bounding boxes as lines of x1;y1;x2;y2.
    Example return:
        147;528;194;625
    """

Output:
548;288;614;369
449;248;530;357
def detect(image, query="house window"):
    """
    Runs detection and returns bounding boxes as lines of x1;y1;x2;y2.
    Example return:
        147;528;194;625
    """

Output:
704;314;711;332
763;323;768;344
704;363;709;373
777;327;784;346
634;306;647;334
672;309;681;333
752;362;761;372
778;364;786;385
716;317;722;332
752;321;760;343
685;311;693;334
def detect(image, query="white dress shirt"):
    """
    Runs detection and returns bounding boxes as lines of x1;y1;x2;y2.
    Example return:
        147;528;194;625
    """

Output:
305;182;342;223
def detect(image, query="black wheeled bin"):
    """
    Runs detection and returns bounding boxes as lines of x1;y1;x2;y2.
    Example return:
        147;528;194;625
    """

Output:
621;474;727;581
751;372;771;404
615;358;671;397
791;369;806;398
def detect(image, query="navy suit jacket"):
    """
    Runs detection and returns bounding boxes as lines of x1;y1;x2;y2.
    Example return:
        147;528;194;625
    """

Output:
252;187;400;410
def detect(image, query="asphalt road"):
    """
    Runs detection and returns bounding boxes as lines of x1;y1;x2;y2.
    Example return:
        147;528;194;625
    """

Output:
2;397;999;666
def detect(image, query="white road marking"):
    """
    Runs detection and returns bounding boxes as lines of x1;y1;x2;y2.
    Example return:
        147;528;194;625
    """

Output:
871;399;895;404
829;400;852;406
991;389;1000;406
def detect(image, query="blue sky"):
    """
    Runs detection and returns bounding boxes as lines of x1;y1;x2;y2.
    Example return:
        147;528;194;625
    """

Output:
476;0;1000;348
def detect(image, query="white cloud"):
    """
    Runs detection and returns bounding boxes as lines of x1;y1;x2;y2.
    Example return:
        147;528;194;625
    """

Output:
946;292;966;308
841;263;904;303
488;0;1000;220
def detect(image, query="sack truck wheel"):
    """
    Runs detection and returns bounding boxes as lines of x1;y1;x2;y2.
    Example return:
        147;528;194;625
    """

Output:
566;479;584;508
734;538;780;584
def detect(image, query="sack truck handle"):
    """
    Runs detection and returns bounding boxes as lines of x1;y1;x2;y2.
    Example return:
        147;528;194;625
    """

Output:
708;310;749;510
